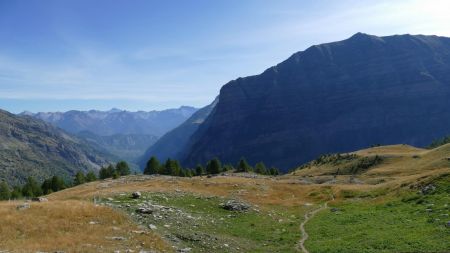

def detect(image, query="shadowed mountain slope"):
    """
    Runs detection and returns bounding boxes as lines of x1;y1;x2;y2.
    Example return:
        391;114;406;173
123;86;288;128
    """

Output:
181;33;450;170
0;109;115;185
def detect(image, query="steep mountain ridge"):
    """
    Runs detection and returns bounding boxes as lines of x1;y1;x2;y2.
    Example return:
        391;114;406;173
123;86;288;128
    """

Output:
181;33;450;170
0;109;115;185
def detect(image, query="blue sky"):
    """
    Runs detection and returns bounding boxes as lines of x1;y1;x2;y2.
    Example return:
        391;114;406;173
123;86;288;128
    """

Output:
0;0;449;113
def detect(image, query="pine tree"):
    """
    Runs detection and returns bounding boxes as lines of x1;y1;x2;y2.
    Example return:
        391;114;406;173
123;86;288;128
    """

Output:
22;176;43;197
269;167;280;176
51;176;66;192
144;156;160;175
195;164;205;176
100;165;115;179
116;161;131;176
222;164;234;172
85;171;97;182
112;171;120;179
237;158;252;172
41;178;53;195
206;158;221;175
10;186;22;199
0;181;11;200
163;158;182;176
74;171;86;185
255;162;267;175
185;169;194;177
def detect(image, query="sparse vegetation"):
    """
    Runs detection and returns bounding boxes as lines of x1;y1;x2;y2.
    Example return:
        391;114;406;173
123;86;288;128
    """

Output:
106;192;305;252
428;135;450;149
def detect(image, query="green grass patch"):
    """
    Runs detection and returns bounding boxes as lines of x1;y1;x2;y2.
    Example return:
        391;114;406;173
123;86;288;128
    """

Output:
108;193;306;252
306;177;450;253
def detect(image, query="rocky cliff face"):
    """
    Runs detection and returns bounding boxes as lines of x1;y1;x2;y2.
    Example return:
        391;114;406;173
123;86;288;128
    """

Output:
0;109;115;185
182;33;450;170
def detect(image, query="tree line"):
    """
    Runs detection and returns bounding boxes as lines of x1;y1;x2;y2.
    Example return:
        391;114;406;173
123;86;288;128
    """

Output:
0;157;281;200
0;160;131;200
144;156;280;177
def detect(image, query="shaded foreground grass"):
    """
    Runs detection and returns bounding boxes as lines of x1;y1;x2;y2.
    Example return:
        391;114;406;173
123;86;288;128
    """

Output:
305;175;450;253
0;200;170;252
108;192;308;253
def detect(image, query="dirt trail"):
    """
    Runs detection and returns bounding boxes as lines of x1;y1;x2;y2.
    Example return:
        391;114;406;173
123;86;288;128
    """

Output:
298;195;334;253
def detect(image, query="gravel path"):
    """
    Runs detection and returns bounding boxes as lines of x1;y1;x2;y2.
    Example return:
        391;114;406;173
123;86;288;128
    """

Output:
298;195;334;253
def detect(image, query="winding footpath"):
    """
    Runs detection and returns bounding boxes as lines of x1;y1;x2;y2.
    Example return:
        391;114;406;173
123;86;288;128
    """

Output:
298;195;334;253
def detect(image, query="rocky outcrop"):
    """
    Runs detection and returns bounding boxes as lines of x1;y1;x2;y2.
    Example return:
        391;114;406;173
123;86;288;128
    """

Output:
182;33;450;171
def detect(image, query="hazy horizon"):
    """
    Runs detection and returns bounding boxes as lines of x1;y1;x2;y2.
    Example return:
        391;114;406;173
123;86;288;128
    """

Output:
1;0;449;113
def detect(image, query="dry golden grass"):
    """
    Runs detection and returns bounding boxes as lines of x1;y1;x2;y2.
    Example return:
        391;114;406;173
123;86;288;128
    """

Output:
49;176;332;207
0;200;171;253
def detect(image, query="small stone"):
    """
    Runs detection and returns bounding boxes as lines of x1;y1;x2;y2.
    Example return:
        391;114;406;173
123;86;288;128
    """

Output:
420;184;436;195
132;192;142;199
446;221;450;227
16;203;30;210
31;197;48;202
148;224;157;230
106;236;126;241
178;248;191;253
88;221;99;225
163;224;171;228
330;207;340;212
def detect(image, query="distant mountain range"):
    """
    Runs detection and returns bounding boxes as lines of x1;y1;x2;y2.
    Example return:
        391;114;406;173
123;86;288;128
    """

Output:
23;106;197;136
175;33;450;171
23;107;198;164
0;109;115;185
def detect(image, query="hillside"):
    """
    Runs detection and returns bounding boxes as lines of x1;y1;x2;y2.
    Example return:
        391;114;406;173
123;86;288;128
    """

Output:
138;98;218;168
0;109;115;185
181;33;450;171
1;143;448;252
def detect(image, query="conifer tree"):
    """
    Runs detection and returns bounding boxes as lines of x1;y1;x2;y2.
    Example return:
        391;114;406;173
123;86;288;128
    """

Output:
195;164;205;176
85;171;97;182
10;186;22;199
144;156;160;175
237;158;252;172
116;161;131;176
255;162;267;175
206;158;221;174
0;182;11;200
22;177;43;197
74;171;86;185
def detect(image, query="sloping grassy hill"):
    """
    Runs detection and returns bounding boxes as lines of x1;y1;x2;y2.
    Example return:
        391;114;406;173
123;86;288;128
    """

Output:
0;144;448;252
